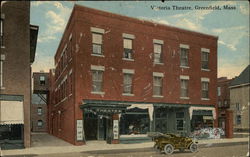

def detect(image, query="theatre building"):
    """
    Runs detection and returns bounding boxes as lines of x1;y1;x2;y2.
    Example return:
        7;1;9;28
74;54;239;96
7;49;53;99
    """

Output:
0;1;38;149
48;4;218;145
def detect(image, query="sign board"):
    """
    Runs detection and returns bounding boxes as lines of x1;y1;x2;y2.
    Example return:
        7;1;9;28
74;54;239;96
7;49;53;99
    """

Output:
113;120;119;140
76;120;83;141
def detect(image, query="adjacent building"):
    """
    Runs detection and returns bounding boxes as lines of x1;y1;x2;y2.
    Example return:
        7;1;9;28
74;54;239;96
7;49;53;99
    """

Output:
48;5;218;145
0;1;38;149
230;65;250;132
31;72;49;132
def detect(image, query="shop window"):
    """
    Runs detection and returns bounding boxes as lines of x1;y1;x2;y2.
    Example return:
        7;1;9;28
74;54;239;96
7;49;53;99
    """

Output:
153;76;163;96
92;70;103;92
154;43;163;63
180;48;189;67
180;79;189;97
92;33;103;55
201;81;209;99
176;112;184;131
123;38;133;59
37;107;42;115
155;108;168;133
119;108;149;135
39;76;45;85
37;120;43;127
123;73;133;94
201;51;209;69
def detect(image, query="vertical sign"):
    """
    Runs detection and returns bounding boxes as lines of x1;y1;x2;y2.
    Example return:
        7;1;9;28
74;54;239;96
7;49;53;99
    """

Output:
76;120;83;141
113;120;119;139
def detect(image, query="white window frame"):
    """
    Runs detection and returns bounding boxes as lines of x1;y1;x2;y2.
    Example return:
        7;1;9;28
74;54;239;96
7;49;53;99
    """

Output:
153;72;164;97
201;78;210;100
201;48;210;71
1;13;5;48
91;65;105;94
123;73;133;96
0;54;5;89
180;44;189;68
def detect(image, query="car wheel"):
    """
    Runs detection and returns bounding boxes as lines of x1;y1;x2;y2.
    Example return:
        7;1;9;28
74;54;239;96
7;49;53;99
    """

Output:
189;143;198;153
164;144;174;154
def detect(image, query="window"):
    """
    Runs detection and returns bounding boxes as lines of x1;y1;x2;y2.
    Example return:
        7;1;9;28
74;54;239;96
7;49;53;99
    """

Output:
201;81;209;99
123;38;133;59
180;79;189;98
217;87;221;96
92;70;103;92
37;107;42;115
37;120;43;127
0;55;4;88
176;112;184;131
236;115;241;125
154;44;163;63
201;48;210;70
123;73;133;94
92;33;102;55
0;17;3;47
180;48;189;67
39;76;45;85
218;101;221;107
236;103;241;111
153;76;163;96
69;71;73;94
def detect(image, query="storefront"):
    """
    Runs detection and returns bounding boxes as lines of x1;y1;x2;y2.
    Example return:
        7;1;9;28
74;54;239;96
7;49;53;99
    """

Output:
0;95;24;149
189;106;216;132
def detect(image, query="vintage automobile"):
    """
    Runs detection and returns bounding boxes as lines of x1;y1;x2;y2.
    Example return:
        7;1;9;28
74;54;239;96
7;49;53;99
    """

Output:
152;133;198;154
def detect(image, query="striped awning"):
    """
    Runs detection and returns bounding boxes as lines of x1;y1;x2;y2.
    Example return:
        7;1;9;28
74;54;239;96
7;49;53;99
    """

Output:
0;100;24;125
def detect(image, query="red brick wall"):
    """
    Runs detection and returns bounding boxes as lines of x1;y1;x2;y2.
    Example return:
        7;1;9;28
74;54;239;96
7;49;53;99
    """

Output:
49;5;218;145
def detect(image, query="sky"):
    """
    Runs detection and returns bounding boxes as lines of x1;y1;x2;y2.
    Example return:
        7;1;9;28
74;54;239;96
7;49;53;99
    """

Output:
30;1;249;79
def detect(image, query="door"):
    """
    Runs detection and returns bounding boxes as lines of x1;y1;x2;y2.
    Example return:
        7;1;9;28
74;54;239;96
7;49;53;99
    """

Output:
98;117;107;140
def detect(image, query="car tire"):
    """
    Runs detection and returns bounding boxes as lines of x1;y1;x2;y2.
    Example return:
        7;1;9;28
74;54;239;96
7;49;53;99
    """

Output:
164;144;174;154
189;143;198;153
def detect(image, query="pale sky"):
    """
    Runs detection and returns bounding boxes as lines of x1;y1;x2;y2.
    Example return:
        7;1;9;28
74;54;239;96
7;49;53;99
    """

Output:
30;1;249;79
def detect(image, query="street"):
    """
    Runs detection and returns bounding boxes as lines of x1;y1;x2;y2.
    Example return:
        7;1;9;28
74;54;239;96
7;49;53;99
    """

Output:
5;144;247;157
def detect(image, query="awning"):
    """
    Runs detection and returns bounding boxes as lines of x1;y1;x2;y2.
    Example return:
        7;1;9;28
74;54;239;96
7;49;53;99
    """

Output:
0;100;24;125
127;104;154;121
189;106;216;120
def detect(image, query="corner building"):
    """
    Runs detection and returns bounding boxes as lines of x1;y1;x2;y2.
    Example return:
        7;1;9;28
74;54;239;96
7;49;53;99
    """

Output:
48;5;218;145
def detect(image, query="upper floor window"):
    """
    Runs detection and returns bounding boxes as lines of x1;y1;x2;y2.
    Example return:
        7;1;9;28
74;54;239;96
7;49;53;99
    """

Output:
0;54;5;88
91;65;105;93
92;33;103;55
236;115;241;125
91;27;105;56
37;120;43;127
39;76;45;85
123;33;135;60
153;72;163;96
0;14;4;47
37;107;42;115
180;76;189;98
153;39;164;64
218;101;221;107
201;48;210;70
122;69;134;95
236;103;241;111
123;38;133;59
180;44;189;67
201;78;209;99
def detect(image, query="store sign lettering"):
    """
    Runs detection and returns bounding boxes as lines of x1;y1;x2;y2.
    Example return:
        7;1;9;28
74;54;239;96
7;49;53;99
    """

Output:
113;120;119;140
76;120;83;141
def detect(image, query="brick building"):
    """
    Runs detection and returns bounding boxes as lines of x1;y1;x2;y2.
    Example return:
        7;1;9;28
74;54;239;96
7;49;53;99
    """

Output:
31;72;49;132
217;77;233;137
48;5;218;145
0;1;38;149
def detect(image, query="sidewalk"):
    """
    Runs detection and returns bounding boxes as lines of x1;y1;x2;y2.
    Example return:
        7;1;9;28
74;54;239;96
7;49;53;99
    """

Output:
1;133;249;156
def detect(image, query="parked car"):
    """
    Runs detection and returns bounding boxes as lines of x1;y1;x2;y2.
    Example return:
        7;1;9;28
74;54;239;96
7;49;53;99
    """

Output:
152;133;198;154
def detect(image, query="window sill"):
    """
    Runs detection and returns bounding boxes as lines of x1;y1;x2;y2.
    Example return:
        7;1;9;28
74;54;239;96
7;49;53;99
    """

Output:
69;93;72;97
122;93;134;96
180;97;190;100
153;95;164;98
180;66;189;69
122;58;134;61
1;46;5;49
91;91;105;95
201;98;210;101
202;69;210;71
0;86;5;90
91;54;105;57
154;62;164;65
